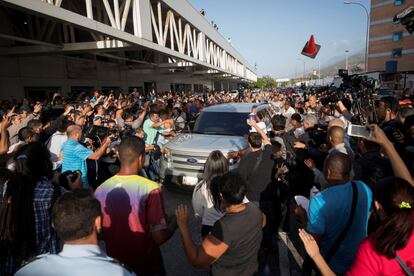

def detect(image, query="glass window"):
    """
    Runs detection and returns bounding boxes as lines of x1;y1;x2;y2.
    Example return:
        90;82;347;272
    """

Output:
193;112;250;136
392;48;402;58
392;32;403;41
395;0;404;6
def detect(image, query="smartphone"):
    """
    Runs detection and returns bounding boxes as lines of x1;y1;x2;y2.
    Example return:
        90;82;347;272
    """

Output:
347;124;372;138
249;114;257;121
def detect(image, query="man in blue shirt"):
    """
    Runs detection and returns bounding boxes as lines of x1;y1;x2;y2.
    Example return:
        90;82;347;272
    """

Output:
15;189;135;276
61;125;110;188
306;152;372;274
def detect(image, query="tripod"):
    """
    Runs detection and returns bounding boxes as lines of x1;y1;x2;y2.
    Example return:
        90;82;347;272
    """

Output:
351;88;378;125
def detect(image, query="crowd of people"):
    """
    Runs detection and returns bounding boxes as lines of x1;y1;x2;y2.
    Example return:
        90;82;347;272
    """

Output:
0;85;413;276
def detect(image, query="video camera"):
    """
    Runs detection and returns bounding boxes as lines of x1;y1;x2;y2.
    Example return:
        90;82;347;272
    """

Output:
318;87;345;107
394;6;414;34
58;170;80;190
317;70;376;107
84;125;119;149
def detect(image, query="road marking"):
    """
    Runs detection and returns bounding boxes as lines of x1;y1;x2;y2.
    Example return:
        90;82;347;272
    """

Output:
278;232;291;276
279;231;304;270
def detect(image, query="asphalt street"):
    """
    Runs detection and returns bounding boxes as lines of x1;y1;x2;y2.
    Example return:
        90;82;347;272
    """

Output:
160;187;307;276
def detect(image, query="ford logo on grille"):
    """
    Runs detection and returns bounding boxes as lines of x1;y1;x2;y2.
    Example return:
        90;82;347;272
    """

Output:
187;158;198;164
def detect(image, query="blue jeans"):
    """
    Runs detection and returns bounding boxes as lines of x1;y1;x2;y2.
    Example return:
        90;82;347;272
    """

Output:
144;152;160;181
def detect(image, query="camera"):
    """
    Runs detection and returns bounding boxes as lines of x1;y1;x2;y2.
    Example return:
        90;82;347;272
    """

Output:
62;170;80;182
58;170;81;190
84;125;119;149
318;87;345;107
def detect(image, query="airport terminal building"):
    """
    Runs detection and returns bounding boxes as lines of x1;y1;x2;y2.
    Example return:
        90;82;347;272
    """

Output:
0;0;257;100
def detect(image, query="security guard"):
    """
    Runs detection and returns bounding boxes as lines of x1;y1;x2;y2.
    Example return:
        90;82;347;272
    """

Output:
15;190;136;276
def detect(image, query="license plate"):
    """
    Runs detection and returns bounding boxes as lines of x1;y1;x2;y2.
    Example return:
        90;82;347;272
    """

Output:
182;176;198;186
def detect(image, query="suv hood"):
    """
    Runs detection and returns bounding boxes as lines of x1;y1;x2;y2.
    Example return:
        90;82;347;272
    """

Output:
165;133;247;154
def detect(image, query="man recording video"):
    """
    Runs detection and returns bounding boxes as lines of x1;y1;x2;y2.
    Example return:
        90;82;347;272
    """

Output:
61;125;112;189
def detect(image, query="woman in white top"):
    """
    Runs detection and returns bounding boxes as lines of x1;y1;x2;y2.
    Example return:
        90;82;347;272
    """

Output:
192;150;229;238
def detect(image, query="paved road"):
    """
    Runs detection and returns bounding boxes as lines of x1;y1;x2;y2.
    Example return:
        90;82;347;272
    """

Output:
160;187;307;276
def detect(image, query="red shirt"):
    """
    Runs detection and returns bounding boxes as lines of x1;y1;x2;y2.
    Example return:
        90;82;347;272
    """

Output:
347;231;414;275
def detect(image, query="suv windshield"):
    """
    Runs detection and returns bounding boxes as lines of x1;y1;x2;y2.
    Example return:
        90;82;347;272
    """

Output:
193;111;250;136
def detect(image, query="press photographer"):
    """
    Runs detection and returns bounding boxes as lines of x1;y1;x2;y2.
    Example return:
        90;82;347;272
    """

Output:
316;72;378;125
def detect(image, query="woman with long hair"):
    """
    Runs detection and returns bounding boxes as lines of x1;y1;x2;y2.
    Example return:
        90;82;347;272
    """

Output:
192;150;229;238
0;142;64;275
299;176;414;275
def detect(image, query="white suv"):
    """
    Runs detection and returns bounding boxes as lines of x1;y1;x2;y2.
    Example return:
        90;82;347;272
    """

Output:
160;103;274;191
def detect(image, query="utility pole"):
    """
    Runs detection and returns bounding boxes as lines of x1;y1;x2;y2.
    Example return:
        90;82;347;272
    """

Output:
345;50;349;70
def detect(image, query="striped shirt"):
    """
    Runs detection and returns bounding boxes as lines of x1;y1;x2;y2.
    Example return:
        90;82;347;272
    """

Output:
61;138;92;188
2;179;64;276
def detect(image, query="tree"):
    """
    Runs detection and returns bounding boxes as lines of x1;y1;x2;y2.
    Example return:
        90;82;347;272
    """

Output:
248;75;276;89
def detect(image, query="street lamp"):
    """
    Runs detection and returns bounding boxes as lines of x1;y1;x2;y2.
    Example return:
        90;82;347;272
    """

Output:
344;1;370;73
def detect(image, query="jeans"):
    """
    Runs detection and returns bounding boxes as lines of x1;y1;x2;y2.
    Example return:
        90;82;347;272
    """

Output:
145;152;160;181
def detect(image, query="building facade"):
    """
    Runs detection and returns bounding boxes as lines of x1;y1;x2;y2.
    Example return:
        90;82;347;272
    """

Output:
369;0;414;73
0;0;256;100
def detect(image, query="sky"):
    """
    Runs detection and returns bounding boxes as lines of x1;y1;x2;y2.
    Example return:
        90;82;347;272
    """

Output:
191;0;370;78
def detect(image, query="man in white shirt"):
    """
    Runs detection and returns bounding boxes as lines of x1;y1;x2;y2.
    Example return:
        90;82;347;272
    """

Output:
282;101;295;128
46;119;71;170
172;107;186;130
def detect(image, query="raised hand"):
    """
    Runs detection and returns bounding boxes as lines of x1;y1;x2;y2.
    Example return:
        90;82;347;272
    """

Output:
34;103;42;113
304;158;316;170
366;124;390;146
175;204;190;229
298;229;320;259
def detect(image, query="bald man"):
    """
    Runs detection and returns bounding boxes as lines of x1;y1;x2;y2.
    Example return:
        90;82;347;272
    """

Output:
327;118;345;129
328;126;355;160
305;126;355;189
61;125;111;188
306;95;319;117
305;152;372;274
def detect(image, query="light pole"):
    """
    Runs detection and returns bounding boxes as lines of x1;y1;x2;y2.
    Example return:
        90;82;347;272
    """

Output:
345;50;349;70
318;60;321;84
344;1;370;73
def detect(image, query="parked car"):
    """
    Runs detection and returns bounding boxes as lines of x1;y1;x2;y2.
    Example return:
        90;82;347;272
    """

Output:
160;103;274;191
